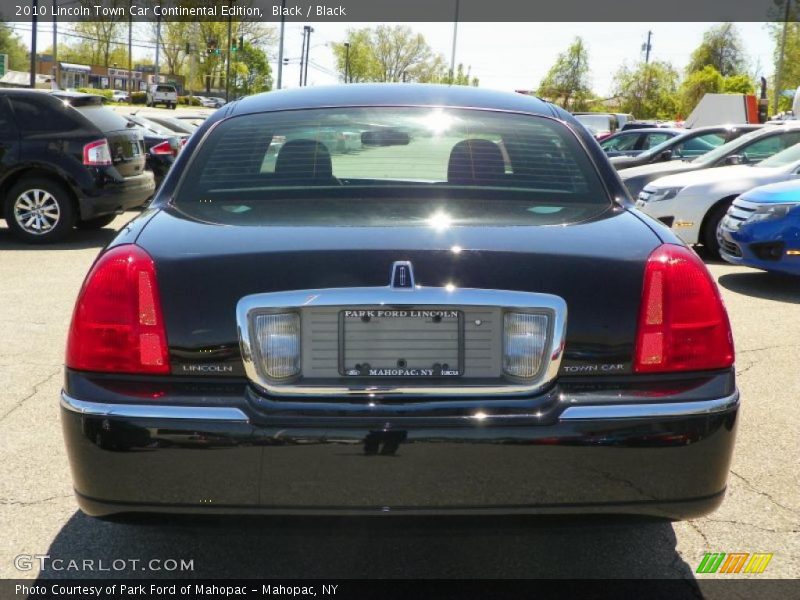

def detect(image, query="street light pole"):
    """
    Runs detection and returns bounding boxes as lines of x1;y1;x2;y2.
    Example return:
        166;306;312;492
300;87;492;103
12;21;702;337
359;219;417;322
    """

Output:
774;0;792;116
344;42;350;83
154;13;161;85
303;26;313;86
128;13;133;96
30;0;38;88
276;0;285;89
299;27;307;86
225;2;233;102
52;0;57;87
449;0;459;82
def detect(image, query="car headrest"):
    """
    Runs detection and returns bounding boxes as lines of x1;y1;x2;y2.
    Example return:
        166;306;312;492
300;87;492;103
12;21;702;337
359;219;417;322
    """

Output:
274;139;334;180
447;139;506;185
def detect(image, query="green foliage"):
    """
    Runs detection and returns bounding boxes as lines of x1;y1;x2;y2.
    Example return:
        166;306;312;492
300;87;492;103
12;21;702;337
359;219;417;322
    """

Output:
131;91;146;105
231;41;272;96
536;37;593;110
178;95;202;106
679;65;724;114
686;23;747;77
722;74;755;94
331;26;473;84
77;87;113;100
0;21;29;72
768;21;800;114
612;60;680;119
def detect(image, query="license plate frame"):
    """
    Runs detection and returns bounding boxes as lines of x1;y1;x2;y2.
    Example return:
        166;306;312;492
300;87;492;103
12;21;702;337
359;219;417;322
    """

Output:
338;308;464;378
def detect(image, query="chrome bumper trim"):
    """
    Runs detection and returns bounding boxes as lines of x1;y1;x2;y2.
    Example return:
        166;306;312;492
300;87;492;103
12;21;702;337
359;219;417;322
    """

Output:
60;393;250;422
237;286;567;399
559;391;739;420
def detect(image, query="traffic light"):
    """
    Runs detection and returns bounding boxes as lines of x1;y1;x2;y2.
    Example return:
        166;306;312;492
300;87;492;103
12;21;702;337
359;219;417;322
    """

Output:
232;36;244;53
207;39;218;55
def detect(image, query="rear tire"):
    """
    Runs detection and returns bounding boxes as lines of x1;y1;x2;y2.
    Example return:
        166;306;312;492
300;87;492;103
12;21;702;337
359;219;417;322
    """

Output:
4;177;75;244
702;201;733;260
76;214;117;230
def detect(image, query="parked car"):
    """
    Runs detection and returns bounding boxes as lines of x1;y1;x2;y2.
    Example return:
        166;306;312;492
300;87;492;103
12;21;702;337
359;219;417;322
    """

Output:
138;112;196;135
61;84;737;520
620;124;800;197
718;179;800;275
611;125;761;170
146;84;178;109
636;141;800;257
123;116;187;187
111;90;130;103
573;112;619;140
170;113;209;129
599;128;682;158
0;90;153;243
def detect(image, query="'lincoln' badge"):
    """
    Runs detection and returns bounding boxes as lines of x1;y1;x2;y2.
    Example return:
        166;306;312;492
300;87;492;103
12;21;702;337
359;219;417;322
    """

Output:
390;261;415;289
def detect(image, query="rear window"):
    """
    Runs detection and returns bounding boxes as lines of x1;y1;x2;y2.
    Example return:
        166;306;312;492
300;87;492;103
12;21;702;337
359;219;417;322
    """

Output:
173;107;610;226
9;95;83;133
156;86;176;93
72;105;131;133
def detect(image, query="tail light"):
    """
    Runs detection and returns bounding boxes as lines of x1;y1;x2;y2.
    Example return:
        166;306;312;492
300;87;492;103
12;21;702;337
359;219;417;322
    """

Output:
83;139;112;166
150;140;176;157
634;244;734;373
66;245;170;375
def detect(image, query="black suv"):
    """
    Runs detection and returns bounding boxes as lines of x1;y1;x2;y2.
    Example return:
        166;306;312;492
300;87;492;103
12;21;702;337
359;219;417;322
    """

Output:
0;90;155;243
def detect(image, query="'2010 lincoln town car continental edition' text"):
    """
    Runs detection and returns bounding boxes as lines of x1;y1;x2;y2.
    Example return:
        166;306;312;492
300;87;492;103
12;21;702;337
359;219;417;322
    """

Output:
61;84;738;519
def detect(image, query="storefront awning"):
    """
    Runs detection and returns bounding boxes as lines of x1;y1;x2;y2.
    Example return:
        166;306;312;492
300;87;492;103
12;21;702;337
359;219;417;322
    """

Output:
59;62;91;73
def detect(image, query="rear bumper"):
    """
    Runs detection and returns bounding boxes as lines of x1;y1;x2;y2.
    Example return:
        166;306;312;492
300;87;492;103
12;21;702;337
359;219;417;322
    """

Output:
77;171;155;220
60;387;739;519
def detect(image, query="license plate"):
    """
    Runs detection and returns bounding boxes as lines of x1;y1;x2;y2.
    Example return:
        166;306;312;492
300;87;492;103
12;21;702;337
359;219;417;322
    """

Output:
339;309;463;377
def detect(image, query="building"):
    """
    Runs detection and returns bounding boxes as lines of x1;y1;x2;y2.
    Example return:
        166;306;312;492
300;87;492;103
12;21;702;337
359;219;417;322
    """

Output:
35;57;185;92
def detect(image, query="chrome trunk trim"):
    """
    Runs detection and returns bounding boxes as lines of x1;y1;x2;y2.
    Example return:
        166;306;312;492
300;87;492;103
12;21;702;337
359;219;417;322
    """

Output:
237;286;567;398
60;393;250;422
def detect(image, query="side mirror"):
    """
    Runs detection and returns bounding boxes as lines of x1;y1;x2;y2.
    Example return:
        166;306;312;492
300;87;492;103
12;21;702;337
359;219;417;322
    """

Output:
657;149;673;162
724;155;744;166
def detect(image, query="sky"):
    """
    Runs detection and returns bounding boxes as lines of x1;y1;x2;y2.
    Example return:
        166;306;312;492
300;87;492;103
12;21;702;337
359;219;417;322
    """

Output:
11;21;777;96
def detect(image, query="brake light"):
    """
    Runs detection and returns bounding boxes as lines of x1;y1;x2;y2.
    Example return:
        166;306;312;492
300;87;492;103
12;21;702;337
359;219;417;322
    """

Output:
634;244;734;373
82;139;112;166
150;140;176;157
66;245;170;375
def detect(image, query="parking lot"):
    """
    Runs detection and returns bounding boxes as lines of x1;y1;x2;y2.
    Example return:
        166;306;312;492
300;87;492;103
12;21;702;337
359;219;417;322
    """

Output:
0;211;797;584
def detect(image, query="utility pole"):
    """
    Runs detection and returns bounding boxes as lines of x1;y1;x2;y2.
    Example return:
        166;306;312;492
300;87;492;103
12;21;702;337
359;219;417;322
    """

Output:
303;26;313;86
344;42;350;83
277;0;285;88
30;0;38;88
52;0;58;88
450;0;459;82
643;30;652;64
225;3;233;102
154;13;161;85
299;27;307;87
128;13;133;96
774;0;792;116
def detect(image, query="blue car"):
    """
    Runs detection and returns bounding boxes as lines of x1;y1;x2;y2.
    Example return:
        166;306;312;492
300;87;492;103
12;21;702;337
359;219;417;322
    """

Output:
718;179;800;275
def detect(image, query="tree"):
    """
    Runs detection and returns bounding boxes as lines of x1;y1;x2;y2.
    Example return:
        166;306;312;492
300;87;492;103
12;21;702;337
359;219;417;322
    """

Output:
686;23;747;77
722;74;755;94
536;37;592;110
330;26;458;84
679;65;724;115
331;29;379;82
232;41;272;96
768;21;800;113
612;60;680;119
70;0;127;67
0;21;29;71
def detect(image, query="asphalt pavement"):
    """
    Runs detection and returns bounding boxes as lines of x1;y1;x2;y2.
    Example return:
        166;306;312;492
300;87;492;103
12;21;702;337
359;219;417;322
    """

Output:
0;213;797;588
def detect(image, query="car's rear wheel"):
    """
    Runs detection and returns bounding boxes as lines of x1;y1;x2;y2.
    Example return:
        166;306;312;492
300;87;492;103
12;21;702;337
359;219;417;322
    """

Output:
702;200;733;259
4;178;75;244
76;214;117;230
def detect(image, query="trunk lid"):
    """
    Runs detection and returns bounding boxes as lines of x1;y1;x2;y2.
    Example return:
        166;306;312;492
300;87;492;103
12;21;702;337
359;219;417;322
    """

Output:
137;205;661;377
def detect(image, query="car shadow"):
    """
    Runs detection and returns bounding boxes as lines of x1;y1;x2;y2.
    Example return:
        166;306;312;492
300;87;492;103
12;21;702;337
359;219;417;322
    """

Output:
0;226;118;251
37;511;700;583
718;272;800;304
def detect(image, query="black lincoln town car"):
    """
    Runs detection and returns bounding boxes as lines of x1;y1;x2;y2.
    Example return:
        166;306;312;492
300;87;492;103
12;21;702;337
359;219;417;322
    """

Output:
61;84;738;519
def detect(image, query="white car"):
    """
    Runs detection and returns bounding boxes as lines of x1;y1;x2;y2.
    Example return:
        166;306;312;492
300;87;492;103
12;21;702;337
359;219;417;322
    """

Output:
111;90;130;103
636;142;800;257
146;84;178;109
